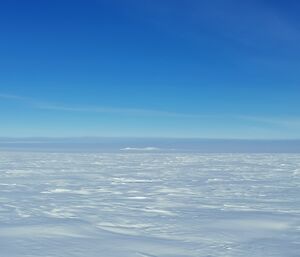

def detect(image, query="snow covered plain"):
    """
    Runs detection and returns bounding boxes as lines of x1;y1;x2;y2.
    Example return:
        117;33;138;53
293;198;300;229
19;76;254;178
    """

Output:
0;152;300;257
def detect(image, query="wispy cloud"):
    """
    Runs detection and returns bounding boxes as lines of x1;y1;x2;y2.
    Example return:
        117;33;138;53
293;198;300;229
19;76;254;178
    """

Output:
0;92;205;118
38;103;207;118
1;92;300;129
120;147;161;152
0;93;29;100
239;115;300;128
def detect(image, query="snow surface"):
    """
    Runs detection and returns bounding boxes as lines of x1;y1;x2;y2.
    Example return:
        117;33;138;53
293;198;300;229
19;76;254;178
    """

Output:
0;152;300;257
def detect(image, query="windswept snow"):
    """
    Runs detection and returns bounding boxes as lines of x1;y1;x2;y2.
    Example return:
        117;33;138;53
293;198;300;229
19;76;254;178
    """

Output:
0;152;299;256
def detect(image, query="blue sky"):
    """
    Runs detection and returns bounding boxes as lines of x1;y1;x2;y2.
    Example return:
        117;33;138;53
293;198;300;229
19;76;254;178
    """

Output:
1;0;300;138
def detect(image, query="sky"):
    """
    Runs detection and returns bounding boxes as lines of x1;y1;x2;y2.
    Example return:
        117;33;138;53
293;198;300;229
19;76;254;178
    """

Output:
1;0;300;139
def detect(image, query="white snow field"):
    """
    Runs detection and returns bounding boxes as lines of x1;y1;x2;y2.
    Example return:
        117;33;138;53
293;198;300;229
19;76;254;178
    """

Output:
0;152;299;257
